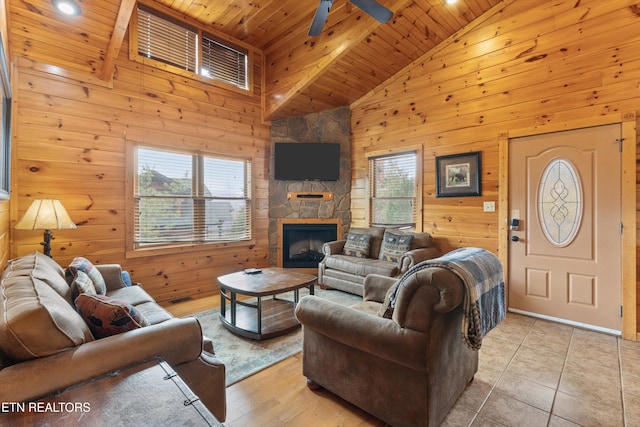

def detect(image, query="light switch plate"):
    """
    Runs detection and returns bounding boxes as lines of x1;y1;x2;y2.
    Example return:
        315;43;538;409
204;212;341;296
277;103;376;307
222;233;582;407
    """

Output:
483;201;496;212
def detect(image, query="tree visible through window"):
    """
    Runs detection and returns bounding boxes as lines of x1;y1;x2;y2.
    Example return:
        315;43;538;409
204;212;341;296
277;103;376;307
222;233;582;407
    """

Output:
369;151;417;228
134;146;251;247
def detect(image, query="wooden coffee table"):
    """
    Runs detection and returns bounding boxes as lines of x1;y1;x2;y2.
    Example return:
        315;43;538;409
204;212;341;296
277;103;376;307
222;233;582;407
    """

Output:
217;267;316;340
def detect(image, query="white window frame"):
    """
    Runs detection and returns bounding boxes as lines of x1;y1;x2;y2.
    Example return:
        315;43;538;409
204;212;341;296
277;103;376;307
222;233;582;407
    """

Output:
366;145;423;230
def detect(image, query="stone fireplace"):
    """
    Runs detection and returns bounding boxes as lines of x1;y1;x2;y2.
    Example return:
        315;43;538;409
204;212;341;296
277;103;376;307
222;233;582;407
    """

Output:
277;218;342;269
268;106;352;267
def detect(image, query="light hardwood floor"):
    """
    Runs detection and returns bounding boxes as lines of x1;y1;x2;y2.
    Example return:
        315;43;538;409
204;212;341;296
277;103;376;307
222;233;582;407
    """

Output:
164;295;386;426
165;296;640;426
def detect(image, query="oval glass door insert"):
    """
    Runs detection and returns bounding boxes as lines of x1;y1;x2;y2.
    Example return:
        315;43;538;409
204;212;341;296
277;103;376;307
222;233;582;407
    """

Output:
538;159;583;247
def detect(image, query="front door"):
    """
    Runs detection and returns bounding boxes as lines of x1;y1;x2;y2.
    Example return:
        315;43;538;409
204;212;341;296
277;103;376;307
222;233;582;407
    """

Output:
508;124;622;332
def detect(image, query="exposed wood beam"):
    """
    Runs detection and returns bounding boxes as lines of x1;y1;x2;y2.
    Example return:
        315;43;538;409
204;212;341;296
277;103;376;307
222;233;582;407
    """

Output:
263;0;412;120
99;0;137;81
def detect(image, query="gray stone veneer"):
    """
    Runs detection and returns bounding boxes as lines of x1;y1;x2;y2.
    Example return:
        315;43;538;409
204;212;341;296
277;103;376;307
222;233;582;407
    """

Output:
268;106;352;266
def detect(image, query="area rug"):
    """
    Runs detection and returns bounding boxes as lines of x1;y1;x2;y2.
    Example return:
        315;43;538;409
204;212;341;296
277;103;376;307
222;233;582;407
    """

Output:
189;288;361;386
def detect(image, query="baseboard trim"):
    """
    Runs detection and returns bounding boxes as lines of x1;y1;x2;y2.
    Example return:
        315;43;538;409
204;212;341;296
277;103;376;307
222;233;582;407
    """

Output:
508;308;621;336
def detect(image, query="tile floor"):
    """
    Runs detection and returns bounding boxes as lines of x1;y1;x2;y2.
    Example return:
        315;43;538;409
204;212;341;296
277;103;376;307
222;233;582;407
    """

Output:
442;313;640;427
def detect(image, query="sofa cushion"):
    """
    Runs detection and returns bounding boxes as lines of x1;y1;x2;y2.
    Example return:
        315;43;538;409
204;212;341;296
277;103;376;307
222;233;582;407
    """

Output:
3;252;72;305
380;230;414;263
70;270;96;302
134;302;175;325
343;233;372;258
108;286;156;306
75;293;149;338
0;275;94;361
65;257;106;295
324;254;398;277
409;231;433;249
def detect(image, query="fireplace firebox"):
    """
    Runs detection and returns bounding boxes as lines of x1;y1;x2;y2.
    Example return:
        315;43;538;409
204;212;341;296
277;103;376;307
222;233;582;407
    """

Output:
282;223;338;268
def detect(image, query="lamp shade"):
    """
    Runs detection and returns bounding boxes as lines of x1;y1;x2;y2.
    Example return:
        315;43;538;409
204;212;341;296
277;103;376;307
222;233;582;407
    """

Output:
15;199;77;231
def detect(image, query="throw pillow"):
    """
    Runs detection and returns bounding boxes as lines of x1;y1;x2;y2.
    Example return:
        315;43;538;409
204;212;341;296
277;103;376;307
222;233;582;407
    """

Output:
379;231;414;263
343;233;372;258
70;270;96;302
65;257;107;295
75;293;149;339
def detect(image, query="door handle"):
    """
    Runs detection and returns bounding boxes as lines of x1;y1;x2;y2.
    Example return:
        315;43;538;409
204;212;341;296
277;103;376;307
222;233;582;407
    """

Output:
511;236;519;242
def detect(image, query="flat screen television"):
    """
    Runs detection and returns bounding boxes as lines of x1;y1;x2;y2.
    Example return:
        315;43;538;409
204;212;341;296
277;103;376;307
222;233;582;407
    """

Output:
274;142;340;181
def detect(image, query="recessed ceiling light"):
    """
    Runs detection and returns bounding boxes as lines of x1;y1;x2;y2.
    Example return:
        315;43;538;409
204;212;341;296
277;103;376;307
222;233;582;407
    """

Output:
444;0;457;4
52;0;81;16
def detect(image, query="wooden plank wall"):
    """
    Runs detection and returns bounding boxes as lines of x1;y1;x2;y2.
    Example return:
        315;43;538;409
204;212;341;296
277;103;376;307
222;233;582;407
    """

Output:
0;0;9;268
350;0;639;320
10;36;271;304
0;200;8;268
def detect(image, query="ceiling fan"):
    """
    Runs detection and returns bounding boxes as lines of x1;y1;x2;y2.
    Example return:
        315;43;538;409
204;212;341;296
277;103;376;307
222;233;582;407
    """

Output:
308;0;394;36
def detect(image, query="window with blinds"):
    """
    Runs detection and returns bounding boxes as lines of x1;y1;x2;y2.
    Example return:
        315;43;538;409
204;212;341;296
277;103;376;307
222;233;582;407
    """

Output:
134;146;252;247
136;7;249;90
137;7;197;72
201;35;248;89
369;151;417;228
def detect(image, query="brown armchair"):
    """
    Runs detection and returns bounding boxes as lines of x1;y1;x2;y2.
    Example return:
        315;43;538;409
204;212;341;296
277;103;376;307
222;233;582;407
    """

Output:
294;268;478;427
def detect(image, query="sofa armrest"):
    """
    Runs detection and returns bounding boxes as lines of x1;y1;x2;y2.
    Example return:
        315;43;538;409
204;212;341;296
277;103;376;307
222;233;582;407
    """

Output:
174;352;226;422
295;296;426;371
363;274;398;303
322;240;346;256
0;317;205;404
398;247;440;275
95;264;130;292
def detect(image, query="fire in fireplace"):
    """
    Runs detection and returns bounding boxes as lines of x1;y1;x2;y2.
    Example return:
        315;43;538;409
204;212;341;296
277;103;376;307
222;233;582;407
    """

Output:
282;223;338;268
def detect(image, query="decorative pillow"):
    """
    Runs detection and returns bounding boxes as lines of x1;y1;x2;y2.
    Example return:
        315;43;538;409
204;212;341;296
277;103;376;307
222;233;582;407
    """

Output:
121;271;133;287
65;257;106;295
75;293;149;339
70;270;96;302
379;231;414;263
343;233;372;258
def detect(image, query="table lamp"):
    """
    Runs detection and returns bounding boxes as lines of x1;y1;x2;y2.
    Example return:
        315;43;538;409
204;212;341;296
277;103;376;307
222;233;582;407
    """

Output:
15;199;77;258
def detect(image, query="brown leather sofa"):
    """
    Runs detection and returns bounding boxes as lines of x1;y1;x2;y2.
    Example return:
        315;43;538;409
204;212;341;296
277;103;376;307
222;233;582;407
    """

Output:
318;226;440;295
295;269;478;427
0;252;226;422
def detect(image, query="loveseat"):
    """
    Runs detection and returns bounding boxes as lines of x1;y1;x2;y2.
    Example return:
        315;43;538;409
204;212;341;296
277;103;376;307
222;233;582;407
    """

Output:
318;226;440;295
0;252;226;422
295;268;479;427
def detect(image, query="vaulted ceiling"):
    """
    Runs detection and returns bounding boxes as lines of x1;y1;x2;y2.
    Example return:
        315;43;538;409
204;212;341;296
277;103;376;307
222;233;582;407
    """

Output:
6;0;500;120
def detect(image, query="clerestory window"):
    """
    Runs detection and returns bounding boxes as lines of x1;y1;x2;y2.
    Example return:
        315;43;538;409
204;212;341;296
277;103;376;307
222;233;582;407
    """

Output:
135;6;249;91
133;146;252;249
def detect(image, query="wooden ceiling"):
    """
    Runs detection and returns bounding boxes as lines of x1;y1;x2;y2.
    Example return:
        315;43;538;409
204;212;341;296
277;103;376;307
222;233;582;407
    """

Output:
6;0;500;120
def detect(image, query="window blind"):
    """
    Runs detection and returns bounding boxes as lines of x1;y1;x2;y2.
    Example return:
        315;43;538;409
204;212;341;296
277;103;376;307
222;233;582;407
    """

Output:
134;147;251;246
137;7;197;72
201;35;248;89
369;152;417;228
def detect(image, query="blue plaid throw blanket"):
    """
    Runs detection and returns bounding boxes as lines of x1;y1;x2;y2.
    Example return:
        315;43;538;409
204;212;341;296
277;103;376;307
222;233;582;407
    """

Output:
423;247;506;349
388;247;506;350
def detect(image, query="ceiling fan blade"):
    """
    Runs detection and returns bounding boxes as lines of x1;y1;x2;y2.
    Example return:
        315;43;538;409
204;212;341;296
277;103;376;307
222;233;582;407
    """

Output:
308;0;334;37
349;0;393;23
